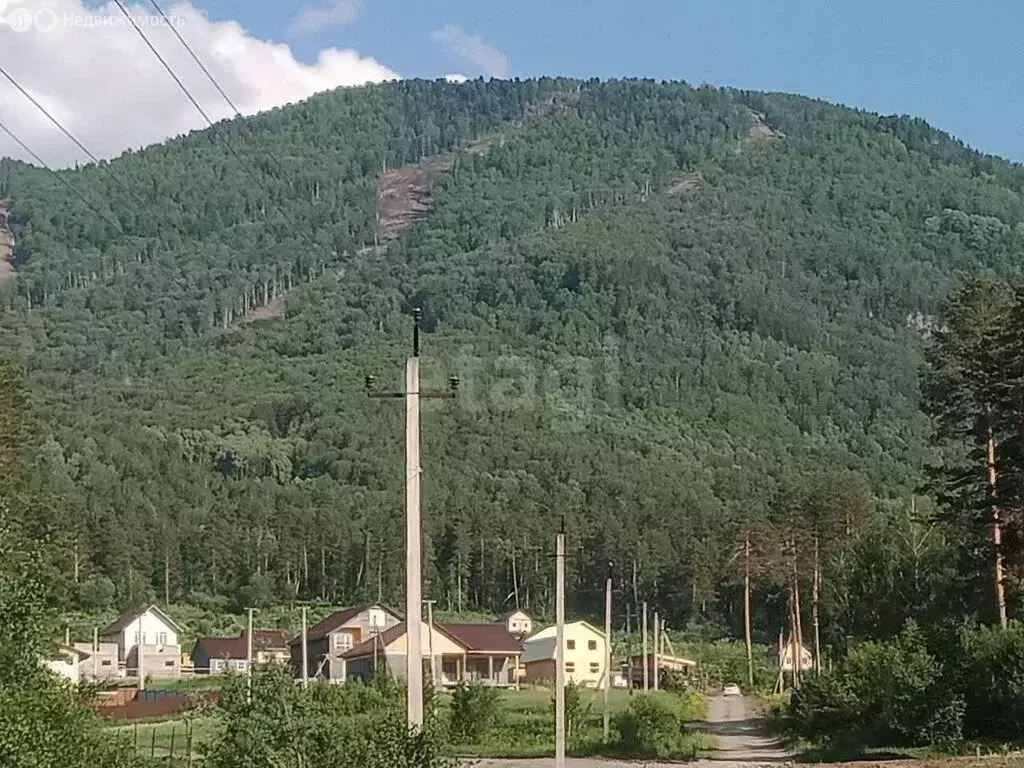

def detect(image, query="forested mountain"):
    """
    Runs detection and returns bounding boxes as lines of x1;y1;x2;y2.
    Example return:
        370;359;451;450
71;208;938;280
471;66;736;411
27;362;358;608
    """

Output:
1;78;1023;652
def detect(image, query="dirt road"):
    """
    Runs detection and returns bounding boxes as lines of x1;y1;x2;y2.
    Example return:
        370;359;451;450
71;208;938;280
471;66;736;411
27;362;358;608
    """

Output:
467;695;790;768
696;695;791;764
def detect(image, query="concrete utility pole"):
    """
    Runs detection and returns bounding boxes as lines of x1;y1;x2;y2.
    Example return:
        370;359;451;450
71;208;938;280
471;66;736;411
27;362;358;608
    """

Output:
301;606;309;689
603;561;613;743
653;610;659;692
137;616;145;692
425;599;437;687
246;608;255;703
555;525;566;768
641;602;648;692
366;308;458;731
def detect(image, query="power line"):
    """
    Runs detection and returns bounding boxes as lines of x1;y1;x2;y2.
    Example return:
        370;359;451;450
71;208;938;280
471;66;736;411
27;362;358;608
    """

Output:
0;64;146;207
111;0;275;198
147;0;242;116
0;119;125;235
145;0;290;178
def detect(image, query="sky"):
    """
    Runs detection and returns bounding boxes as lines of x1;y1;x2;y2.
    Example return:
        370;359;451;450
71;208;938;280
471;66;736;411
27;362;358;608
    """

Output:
0;0;1021;167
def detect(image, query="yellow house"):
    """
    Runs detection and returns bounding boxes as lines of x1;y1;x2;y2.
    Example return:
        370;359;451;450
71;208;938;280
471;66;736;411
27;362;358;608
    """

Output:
521;621;608;688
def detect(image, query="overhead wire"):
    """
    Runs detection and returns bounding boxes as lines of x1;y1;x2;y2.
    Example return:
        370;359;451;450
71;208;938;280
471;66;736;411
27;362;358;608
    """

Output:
0;63;148;208
145;0;291;177
0;119;125;235
110;0;276;198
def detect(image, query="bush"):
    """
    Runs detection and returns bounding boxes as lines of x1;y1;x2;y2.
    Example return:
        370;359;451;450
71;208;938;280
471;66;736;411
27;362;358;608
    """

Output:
615;692;698;760
947;622;1024;740
206;666;455;768
787;622;947;748
449;682;501;744
549;680;590;745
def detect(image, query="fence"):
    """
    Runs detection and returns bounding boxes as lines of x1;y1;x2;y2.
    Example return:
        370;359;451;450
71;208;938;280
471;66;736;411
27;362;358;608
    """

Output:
95;689;219;720
129;720;199;766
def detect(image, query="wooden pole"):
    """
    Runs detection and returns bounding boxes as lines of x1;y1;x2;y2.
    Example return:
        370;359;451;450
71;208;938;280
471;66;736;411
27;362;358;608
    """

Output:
641;602;649;692
652;610;659;692
406;353;424;730
186;720;194;768
150;727;157;759
744;534;754;688
425;599;437;687
93;626;99;680
301;606;309;688
603;562;612;743
169;724;176;761
626;604;633;694
246;607;254;703
555;528;566;768
137;616;145;692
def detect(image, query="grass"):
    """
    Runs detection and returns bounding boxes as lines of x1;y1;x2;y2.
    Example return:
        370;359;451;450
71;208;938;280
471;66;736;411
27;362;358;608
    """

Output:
111;718;222;761
108;686;714;763
441;686;712;760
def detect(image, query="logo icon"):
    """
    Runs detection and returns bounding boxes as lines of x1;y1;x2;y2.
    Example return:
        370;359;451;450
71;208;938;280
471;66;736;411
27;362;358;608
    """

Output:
1;3;60;33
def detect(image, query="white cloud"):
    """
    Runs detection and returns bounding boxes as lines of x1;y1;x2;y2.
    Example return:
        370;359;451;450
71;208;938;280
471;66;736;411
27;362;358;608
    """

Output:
290;0;360;36
0;0;399;168
431;25;509;79
444;73;469;84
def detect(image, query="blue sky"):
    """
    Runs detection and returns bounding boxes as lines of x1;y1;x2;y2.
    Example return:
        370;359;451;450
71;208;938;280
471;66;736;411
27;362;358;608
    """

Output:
192;0;1024;162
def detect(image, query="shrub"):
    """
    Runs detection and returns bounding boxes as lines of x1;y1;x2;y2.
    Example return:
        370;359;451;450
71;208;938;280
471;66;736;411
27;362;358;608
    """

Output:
550;680;590;745
449;682;501;744
615;692;697;760
205;666;455;768
787;622;945;748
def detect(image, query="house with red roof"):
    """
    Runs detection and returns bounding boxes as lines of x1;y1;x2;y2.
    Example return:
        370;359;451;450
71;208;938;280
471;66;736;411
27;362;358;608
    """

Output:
287;604;401;682
340;620;523;687
193;630;289;674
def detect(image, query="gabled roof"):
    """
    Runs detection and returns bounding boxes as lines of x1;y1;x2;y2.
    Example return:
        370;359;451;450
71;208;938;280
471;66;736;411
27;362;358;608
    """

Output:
289;604;402;645
341;622;469;660
444;624;524;654
100;604;182;637
50;644;89;661
525;620;604;643
194;630;288;661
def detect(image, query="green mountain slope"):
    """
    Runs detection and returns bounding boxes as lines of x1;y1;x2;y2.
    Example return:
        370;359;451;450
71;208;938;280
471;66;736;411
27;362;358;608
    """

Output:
1;78;1022;638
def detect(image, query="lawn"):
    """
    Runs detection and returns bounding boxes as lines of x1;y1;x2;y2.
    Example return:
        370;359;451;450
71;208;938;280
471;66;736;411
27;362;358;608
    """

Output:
111;717;222;762
107;686;713;763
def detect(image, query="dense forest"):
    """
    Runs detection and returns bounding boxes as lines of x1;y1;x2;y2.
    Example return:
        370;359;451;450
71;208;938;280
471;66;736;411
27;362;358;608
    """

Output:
2;77;1024;659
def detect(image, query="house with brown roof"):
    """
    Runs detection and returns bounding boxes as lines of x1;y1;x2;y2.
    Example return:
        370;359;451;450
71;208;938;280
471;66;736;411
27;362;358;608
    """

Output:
288;604;401;681
100;605;182;679
340;621;523;687
193;630;289;674
445;623;524;686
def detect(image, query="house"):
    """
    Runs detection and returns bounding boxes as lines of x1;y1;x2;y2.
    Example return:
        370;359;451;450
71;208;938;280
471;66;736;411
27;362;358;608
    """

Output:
624;653;697;688
45;644;89;685
100;605;182;679
521;621;608;688
73;641;120;680
504;610;533;638
443;624;523;686
193;630;289;674
288;604;401;681
777;637;814;672
341;621;472;685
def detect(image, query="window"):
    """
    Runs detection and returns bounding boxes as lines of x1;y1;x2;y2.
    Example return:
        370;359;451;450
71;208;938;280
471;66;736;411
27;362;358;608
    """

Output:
101;660;112;667
333;633;353;651
164;660;175;668
565;662;575;673
566;640;576;650
157;632;168;646
590;662;600;674
588;640;597;651
211;659;222;673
